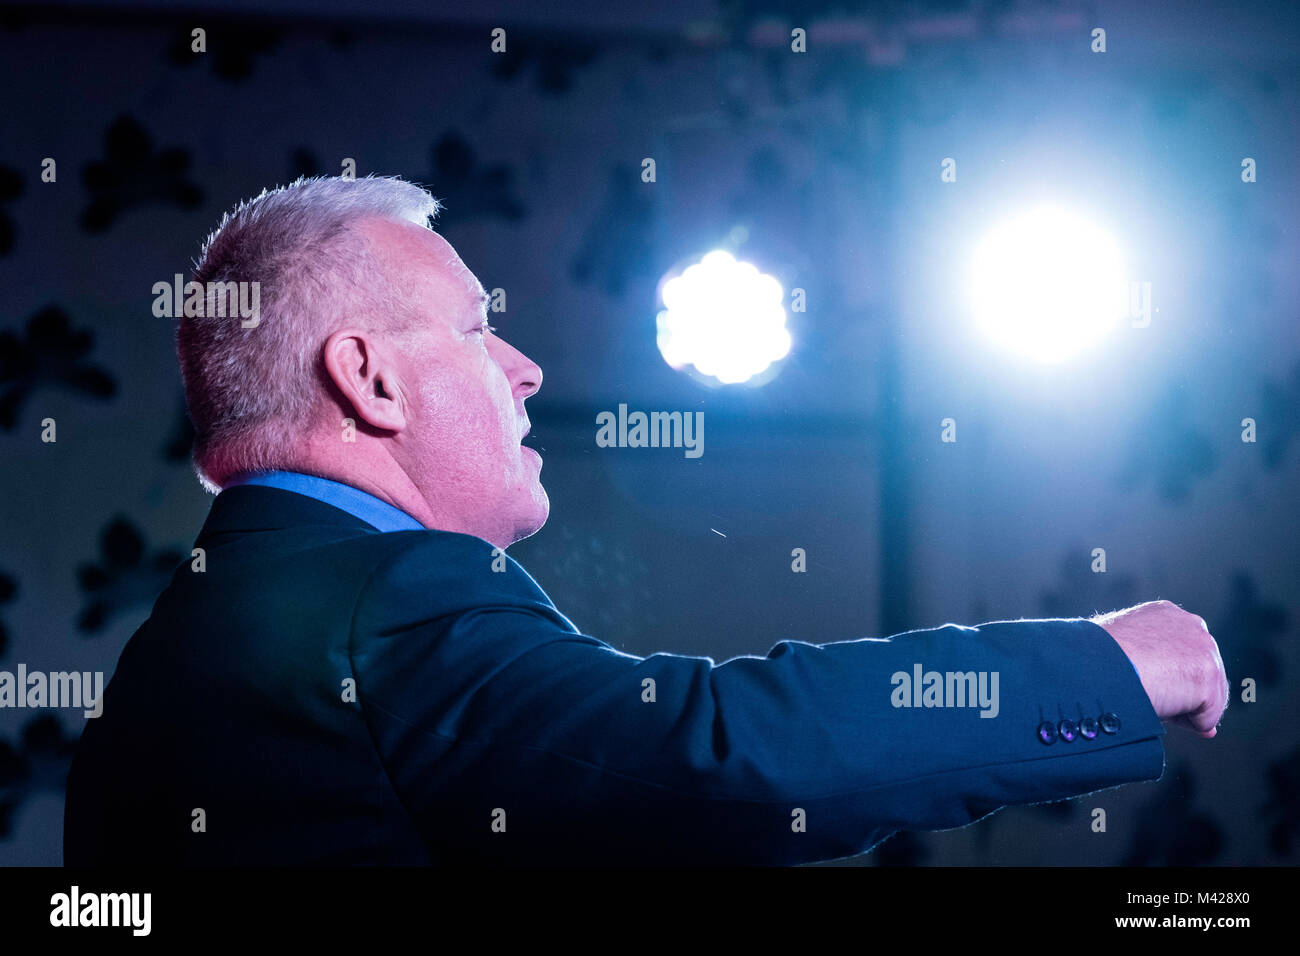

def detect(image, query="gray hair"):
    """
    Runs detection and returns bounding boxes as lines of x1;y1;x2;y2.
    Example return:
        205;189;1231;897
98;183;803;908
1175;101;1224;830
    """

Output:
178;175;442;493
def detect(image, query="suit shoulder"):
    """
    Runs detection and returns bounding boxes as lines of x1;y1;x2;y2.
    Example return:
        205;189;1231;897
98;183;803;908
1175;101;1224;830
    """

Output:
353;529;573;631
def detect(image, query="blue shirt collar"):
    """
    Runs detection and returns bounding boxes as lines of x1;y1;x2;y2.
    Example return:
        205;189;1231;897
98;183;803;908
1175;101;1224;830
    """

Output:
222;471;425;533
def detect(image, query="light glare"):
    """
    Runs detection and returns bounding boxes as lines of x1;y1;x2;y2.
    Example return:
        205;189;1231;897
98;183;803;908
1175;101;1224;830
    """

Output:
969;204;1128;364
656;250;791;385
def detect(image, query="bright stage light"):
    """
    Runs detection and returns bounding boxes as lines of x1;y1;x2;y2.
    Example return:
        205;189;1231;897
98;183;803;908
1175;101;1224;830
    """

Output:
969;204;1128;364
656;250;792;385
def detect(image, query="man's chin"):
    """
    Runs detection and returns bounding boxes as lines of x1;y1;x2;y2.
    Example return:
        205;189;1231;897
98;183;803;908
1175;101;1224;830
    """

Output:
510;486;550;545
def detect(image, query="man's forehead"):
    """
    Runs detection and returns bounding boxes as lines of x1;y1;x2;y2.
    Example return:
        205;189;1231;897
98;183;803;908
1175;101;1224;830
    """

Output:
362;217;485;304
438;240;489;304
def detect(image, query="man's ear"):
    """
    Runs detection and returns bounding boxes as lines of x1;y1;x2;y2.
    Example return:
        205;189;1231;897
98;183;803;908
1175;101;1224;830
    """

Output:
322;328;409;432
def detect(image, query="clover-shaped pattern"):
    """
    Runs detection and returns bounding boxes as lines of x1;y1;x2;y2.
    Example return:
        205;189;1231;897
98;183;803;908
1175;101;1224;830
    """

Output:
80;116;203;233
288;146;324;182
417;132;525;230
0;716;79;840
570;163;656;297
1213;571;1288;691
0;570;15;657
1261;744;1300;858
161;394;195;464
76;518;183;634
0;165;22;256
0;305;116;431
166;23;281;82
1037;546;1141;620
1116;380;1216;502
1260;361;1300;470
488;36;599;95
1123;762;1224;865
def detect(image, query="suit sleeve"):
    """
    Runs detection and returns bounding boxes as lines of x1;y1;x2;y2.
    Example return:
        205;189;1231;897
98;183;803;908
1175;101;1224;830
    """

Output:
348;534;1165;865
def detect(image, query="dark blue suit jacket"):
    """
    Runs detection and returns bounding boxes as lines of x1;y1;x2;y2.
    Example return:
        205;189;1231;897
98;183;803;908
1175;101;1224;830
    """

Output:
64;484;1165;865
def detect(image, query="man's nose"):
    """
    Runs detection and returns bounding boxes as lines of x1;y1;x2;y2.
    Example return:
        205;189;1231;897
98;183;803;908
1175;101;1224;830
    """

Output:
492;334;542;399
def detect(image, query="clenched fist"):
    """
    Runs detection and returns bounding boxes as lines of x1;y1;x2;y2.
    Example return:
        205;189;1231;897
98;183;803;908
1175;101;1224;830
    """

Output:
1091;600;1229;738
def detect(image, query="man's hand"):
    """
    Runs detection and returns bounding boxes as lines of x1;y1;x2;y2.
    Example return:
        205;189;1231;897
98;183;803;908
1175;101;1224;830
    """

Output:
1090;600;1229;738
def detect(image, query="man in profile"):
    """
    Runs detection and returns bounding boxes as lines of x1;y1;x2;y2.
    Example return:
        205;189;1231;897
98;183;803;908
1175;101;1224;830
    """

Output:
64;176;1228;865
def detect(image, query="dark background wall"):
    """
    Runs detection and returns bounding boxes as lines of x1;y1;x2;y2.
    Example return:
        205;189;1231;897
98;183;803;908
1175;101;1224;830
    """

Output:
0;0;1297;866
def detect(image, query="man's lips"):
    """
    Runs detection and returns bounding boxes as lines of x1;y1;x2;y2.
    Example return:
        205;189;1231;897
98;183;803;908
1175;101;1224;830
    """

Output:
520;424;541;461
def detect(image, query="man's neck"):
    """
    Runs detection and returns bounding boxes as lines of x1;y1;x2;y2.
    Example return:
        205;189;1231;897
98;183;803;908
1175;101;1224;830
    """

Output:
271;445;438;531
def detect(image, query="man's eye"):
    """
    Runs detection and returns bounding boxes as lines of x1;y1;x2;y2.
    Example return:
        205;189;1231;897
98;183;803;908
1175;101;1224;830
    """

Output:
471;324;496;336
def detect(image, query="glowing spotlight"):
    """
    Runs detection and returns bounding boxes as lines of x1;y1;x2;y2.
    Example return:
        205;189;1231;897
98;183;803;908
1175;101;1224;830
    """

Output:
657;250;792;385
969;204;1128;364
